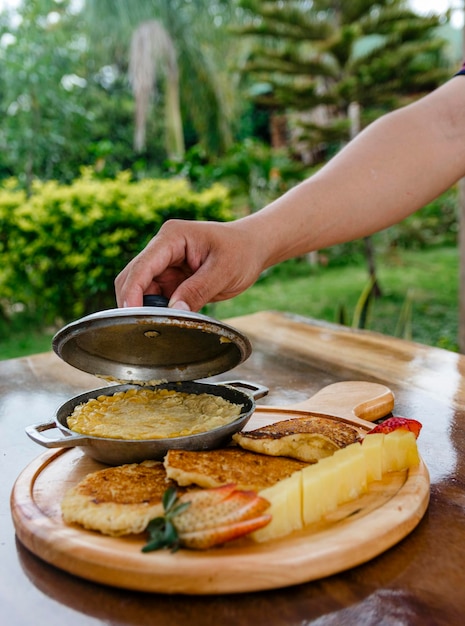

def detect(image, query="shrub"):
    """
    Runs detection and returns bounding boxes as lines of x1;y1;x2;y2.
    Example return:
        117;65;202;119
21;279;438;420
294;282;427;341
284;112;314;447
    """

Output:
0;170;231;326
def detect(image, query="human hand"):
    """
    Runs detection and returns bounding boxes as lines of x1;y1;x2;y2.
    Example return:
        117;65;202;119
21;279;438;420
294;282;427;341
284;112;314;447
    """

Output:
114;219;265;311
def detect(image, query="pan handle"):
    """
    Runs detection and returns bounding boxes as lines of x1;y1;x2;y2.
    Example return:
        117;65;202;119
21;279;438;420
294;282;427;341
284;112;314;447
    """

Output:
218;380;269;401
25;421;89;449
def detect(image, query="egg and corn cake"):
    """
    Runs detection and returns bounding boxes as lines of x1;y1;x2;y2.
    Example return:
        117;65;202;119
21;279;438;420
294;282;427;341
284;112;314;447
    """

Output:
67;387;243;440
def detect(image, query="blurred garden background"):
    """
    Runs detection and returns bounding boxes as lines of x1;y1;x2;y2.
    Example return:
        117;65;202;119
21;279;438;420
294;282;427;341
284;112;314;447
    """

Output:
0;0;463;359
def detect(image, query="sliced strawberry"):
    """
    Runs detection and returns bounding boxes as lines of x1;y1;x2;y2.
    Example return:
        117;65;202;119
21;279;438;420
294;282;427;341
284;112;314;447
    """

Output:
368;416;422;438
142;484;272;552
179;514;272;550
175;484;270;533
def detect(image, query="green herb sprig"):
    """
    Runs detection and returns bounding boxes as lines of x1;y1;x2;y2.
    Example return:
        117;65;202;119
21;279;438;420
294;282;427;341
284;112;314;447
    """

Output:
142;487;191;553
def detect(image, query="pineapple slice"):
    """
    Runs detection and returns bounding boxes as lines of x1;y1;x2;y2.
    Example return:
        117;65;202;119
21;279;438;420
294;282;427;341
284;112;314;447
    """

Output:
301;441;368;526
361;432;384;481
251;422;421;543
253;470;302;542
382;429;420;472
332;442;368;504
301;456;340;525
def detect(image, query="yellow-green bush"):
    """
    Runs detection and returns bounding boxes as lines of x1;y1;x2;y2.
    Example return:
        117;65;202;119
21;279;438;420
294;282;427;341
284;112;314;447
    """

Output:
0;171;231;325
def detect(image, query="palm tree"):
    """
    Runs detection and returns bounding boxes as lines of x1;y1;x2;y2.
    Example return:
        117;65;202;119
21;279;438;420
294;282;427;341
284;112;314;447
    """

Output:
83;0;240;159
129;19;183;157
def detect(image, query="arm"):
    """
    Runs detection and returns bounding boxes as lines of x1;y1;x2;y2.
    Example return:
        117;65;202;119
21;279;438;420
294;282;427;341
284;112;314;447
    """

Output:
115;76;465;311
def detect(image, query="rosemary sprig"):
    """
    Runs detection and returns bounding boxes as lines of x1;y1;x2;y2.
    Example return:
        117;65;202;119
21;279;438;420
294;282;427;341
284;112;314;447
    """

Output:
142;487;191;553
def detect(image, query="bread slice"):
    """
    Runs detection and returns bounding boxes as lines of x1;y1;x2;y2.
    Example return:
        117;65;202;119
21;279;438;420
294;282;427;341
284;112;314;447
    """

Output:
232;415;362;463
164;447;308;491
61;460;185;536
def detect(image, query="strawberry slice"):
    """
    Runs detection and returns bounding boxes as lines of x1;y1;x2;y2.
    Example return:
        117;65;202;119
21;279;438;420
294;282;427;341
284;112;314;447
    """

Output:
368;416;422;439
142;484;271;552
174;483;271;534
179;514;272;550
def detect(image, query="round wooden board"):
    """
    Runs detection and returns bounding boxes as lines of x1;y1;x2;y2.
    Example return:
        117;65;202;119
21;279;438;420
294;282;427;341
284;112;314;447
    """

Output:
11;403;430;595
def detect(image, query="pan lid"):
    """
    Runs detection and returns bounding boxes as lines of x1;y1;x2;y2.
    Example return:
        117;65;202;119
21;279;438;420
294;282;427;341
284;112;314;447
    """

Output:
52;296;252;383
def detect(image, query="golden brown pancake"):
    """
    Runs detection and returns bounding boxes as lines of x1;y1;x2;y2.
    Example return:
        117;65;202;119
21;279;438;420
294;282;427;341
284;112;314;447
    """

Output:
232;415;362;462
164;447;308;491
61;460;185;536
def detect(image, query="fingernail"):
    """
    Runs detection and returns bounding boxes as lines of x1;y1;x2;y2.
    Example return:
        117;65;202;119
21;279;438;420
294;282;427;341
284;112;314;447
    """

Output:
123;300;128;308
169;300;191;311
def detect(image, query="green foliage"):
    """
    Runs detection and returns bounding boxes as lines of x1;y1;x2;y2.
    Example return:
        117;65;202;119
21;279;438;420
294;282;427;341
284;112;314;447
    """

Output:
1;244;459;358
236;0;451;159
0;171;231;325
168;139;307;213
0;325;55;360
394;289;414;341
351;276;376;330
84;0;242;157
0;0;87;187
336;278;413;339
0;0;456;188
208;246;459;352
0;0;170;187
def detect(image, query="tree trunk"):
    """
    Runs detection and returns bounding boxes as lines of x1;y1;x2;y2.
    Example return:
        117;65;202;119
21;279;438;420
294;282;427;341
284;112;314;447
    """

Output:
459;178;465;352
270;113;288;149
165;68;185;159
459;6;465;353
363;236;382;298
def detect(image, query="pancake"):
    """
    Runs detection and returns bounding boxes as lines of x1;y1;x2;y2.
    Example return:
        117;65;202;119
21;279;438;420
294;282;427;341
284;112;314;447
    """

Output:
61;460;185;536
232;415;362;462
164;447;308;491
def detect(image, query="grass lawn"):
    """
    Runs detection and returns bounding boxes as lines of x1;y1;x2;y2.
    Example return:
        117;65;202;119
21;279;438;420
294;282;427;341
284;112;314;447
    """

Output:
208;245;459;352
0;245;459;360
0;327;56;360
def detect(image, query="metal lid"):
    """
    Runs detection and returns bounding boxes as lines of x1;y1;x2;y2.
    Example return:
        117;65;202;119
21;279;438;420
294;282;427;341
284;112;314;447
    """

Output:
52;302;252;384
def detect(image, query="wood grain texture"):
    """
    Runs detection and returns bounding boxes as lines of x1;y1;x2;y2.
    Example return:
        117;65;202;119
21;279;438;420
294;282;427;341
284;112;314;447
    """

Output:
10;382;429;594
252;380;395;428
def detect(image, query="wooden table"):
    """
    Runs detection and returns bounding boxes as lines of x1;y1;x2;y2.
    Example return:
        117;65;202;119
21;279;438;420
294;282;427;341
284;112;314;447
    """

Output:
2;310;464;625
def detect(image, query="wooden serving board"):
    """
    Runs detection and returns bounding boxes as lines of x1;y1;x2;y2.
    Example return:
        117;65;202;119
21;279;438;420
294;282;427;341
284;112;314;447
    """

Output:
11;382;430;594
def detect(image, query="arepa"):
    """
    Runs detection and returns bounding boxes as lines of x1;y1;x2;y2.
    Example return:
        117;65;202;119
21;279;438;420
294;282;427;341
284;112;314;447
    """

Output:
164;447;308;491
61;460;184;536
232;415;362;462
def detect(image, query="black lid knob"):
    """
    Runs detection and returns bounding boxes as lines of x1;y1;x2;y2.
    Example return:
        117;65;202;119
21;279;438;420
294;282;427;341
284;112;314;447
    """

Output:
143;294;169;307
